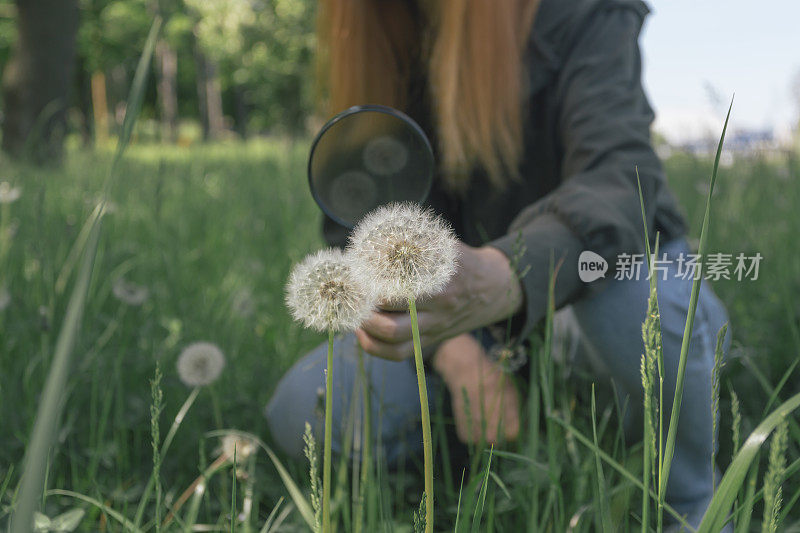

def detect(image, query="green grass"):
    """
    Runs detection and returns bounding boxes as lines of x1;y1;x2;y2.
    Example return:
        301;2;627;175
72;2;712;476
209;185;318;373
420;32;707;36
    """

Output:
1;137;799;531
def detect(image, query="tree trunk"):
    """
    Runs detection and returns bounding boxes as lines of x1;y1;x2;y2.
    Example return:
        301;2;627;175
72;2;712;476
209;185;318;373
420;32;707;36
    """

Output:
155;40;178;143
193;49;224;141
1;0;80;163
91;71;110;145
204;59;224;140
193;40;209;140
233;84;248;139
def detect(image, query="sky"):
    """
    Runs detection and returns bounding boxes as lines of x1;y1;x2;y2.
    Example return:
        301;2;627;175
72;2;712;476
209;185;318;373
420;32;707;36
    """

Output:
639;0;800;143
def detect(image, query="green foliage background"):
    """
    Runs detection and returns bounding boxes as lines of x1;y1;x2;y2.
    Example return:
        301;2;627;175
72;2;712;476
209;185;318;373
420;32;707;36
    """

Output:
0;0;317;137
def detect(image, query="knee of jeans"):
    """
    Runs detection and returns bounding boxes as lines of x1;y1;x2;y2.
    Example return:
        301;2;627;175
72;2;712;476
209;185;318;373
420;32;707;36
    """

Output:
693;284;732;370
264;374;326;457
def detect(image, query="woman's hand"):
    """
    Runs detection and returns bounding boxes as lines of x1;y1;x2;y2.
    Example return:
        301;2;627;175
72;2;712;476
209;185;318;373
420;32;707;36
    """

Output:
355;242;523;361
433;334;521;444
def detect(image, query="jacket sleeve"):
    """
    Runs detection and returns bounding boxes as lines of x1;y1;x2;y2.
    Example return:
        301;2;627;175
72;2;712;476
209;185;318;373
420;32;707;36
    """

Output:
489;3;664;341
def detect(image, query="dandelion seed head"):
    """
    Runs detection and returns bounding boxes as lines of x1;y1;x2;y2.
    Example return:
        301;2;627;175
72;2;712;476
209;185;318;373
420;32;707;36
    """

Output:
285;248;374;332
0;182;21;204
176;341;225;387
348;202;459;301
112;278;149;306
219;434;256;462
488;343;528;373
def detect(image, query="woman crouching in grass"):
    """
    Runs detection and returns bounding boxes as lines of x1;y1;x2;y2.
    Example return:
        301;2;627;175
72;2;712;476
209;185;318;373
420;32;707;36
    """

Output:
267;0;730;529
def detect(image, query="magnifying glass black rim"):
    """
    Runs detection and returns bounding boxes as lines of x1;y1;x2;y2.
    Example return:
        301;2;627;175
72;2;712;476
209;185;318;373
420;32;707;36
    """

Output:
307;104;435;228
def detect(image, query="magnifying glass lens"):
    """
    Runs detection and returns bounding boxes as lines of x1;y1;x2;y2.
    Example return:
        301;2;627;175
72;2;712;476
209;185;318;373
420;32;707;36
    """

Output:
308;105;434;228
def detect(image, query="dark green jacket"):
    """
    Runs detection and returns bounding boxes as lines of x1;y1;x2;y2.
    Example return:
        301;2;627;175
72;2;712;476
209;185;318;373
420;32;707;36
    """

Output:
324;0;687;341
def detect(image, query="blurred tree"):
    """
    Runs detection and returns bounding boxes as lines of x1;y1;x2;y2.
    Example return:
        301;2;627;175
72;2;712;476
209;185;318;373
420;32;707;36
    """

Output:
186;0;316;137
0;0;317;147
154;0;191;142
1;0;80;163
239;0;316;134
77;0;151;141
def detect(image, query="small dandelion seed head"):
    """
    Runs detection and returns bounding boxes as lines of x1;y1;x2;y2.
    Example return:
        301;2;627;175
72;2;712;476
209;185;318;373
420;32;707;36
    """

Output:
176;341;226;387
112;278;149;306
488;343;528;373
0;182;21;204
286;248;375;332
219;434;257;462
348;202;459;301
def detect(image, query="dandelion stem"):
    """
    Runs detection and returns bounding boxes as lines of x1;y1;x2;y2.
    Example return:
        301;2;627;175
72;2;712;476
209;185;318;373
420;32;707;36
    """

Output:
322;329;334;533
408;296;434;533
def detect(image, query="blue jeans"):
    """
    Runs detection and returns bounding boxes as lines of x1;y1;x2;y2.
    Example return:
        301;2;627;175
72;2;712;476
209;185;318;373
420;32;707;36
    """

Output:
265;238;731;529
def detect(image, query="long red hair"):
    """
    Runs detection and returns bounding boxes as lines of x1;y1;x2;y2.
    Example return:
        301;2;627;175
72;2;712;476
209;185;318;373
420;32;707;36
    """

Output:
316;0;540;190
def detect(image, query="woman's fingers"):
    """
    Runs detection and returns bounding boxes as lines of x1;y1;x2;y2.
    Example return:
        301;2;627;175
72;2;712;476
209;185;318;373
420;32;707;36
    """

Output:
360;311;412;343
354;328;414;361
360;309;437;344
377;299;408;312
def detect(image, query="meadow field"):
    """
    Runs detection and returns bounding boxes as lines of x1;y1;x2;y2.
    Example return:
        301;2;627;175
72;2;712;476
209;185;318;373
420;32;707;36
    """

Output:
1;139;798;531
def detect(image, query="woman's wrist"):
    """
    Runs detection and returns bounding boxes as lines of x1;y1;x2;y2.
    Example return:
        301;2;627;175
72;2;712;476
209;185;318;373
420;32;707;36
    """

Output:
470;245;524;325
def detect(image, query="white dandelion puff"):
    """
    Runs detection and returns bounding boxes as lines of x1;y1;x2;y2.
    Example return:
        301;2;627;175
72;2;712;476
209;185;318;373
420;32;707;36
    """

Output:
0;182;21;204
219;434;257;462
176;341;226;387
112;278;150;306
348;202;459;301
285;248;375;332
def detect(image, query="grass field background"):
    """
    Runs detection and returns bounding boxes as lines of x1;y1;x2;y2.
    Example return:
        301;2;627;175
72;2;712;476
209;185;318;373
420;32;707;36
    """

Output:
1;139;798;530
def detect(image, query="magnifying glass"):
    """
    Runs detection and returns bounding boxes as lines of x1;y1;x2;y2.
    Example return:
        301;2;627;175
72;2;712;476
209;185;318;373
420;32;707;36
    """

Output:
308;105;435;228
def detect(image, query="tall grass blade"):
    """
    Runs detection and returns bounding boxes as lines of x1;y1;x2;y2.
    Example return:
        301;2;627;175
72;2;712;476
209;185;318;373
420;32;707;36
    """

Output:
697;391;800;533
10;18;162;533
454;469;466;533
659;98;733;513
149;363;164;533
735;463;758;533
47;490;142;532
591;385;613;533
56;16;162;295
471;445;494;532
259;497;285;533
762;358;799;416
231;447;237;533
